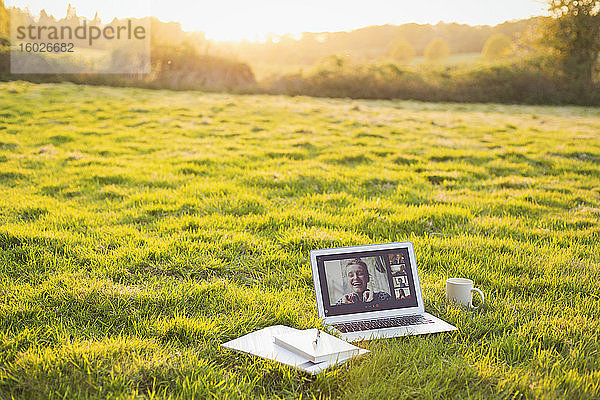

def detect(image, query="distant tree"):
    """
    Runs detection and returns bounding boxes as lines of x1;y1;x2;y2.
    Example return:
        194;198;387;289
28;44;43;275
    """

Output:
65;3;77;20
388;37;415;64
512;18;548;56
542;0;600;86
0;0;8;45
424;38;450;63
482;34;512;60
38;9;56;26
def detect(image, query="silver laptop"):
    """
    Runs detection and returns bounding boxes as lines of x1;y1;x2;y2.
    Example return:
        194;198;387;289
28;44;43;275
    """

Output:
310;241;456;341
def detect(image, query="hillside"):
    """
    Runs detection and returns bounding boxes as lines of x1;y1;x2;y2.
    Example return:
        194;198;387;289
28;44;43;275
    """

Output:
218;18;543;66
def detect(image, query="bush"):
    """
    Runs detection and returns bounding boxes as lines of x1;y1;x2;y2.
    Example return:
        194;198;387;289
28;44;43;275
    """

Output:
482;34;512;60
424;38;450;63
0;45;256;91
388;38;416;64
264;56;600;105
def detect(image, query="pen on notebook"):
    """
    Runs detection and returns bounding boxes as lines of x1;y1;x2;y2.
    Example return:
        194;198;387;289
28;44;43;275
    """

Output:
313;330;321;347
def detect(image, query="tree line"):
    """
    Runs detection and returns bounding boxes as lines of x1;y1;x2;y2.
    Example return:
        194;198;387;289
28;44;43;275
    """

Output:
1;1;599;105
0;3;255;90
219;18;538;67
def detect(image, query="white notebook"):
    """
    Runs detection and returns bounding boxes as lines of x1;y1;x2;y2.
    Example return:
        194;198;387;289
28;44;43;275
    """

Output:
273;328;361;364
222;325;368;374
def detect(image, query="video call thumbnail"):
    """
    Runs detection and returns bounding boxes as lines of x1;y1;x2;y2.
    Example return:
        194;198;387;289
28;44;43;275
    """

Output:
323;251;412;308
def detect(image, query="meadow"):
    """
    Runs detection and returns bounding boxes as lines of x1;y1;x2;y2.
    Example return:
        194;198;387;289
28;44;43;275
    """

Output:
0;81;599;399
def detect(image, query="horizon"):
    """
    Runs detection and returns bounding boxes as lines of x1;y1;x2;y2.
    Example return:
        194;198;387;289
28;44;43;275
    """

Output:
6;0;549;42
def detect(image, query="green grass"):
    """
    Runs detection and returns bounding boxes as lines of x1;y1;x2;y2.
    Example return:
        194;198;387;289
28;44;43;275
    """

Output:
1;81;600;399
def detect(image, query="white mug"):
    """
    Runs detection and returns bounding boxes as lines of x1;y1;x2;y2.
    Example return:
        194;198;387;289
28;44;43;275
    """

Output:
446;278;484;309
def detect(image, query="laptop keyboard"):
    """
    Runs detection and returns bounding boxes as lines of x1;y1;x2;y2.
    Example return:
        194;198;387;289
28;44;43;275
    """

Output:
333;315;434;333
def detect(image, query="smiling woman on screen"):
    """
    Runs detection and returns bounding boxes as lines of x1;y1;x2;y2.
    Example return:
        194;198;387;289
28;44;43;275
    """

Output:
336;258;391;305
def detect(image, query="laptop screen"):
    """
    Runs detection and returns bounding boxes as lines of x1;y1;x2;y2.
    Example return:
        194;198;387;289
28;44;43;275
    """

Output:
315;247;418;317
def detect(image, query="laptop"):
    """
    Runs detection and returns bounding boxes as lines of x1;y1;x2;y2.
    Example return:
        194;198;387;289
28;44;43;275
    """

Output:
310;241;456;341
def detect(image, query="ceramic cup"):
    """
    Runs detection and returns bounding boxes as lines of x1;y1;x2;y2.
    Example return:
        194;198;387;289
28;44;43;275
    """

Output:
446;278;484;309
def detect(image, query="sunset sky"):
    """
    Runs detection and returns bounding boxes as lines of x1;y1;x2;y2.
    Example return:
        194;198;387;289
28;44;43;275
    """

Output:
7;0;549;42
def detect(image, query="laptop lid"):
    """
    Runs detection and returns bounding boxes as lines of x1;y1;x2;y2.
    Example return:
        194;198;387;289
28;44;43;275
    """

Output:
310;242;424;324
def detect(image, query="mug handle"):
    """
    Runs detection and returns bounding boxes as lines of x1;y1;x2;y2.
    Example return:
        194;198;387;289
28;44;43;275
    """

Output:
470;288;485;309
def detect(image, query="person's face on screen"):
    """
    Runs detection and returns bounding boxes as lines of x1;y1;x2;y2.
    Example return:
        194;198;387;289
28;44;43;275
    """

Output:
345;263;368;294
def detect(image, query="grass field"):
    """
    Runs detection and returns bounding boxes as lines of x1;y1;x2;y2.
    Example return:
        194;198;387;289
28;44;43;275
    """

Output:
1;81;600;399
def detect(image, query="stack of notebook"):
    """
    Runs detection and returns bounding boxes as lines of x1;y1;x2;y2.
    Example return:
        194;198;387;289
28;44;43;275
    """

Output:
221;325;368;374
